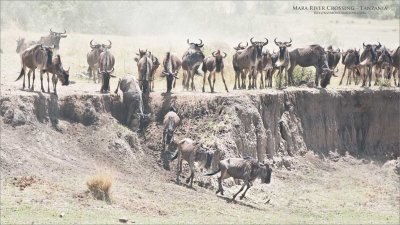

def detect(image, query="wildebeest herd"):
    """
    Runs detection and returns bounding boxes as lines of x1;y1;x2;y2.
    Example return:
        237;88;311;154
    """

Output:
13;30;400;200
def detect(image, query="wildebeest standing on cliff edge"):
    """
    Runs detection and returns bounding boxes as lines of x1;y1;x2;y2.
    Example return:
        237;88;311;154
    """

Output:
359;42;381;87
288;44;334;88
182;39;205;91
206;157;272;200
391;46;400;87
135;50;153;94
87;40;103;83
339;48;361;85
16;44;51;91
201;50;229;93
98;41;115;93
273;38;292;88
161;52;181;93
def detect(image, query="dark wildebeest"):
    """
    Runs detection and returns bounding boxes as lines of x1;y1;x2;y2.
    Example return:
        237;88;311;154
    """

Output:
376;47;394;84
38;29;67;50
233;37;268;89
98;41;115;93
41;54;70;95
161;52;181;93
390;46;400;87
288;44;334;88
16;44;52;91
325;45;341;75
339;48;361;85
201;50;229;93
16;37;36;54
114;76;149;130
359;42;382;87
135;49;160;92
232;41;248;90
274;38;292;88
259;49;278;88
206;157;272;200
171;138;214;187
182;39;205;91
135;50;153;94
162;108;181;151
87;40;103;83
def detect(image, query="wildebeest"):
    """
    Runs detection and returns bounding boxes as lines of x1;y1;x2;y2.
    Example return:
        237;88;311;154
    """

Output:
376;47;393;84
359;42;382;87
162;108;181;151
135;49;160;92
171;138;214;187
288;44;334;88
339;48;361;85
325;45;341;74
206;157;272;200
258;50;278;88
201;50;229;93
274;38;292;88
16;44;52;91
161;52;181;93
135;50;153;94
232;41;249;90
233;37;268;89
182;39;205;91
42;54;70;95
87;40;103;83
391;46;400;87
38;29;67;50
98;40;115;93
114;76;147;130
16;37;36;54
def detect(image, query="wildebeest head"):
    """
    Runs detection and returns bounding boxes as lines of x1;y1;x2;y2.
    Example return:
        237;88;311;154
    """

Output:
101;40;112;50
89;39;103;51
274;38;292;60
250;37;269;59
161;70;178;93
320;67;334;88
259;162;272;184
136;49;148;59
16;37;26;53
49;28;67;49
194;143;213;169
377;47;393;66
212;50;227;72
360;42;382;65
98;67;115;92
187;39;204;50
60;67;70;86
233;41;248;51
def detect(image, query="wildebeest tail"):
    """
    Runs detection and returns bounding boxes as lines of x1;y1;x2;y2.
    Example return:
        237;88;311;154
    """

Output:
205;167;220;176
16;67;25;81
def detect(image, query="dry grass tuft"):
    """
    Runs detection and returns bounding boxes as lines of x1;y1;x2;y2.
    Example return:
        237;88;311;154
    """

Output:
86;174;113;202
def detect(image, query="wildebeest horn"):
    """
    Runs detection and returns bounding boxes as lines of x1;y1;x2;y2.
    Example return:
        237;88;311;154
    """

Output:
288;38;292;44
263;38;269;46
363;42;366;48
250;37;255;45
50;28;53;34
107;67;115;73
198;39;203;45
107;40;112;48
222;52;227;58
90;40;96;48
187;39;190;44
239;41;248;48
274;38;279;46
62;29;66;34
212;51;217;57
377;41;381;48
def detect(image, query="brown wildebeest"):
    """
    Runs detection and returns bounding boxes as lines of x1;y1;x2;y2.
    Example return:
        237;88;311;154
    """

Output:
162;108;180;151
325;45;341;75
359;42;382;87
171;138;214;187
42;55;70;95
390;46;400;87
98;41;115;93
135;49;160;92
376;47;394;84
206;157;272;200
274;38;292;88
233;37;268;89
114;76;149;130
259;50;278;88
232;41;248;90
135;50;153;94
16;44;51;91
288;44;334;88
161;52;181;93
182;39;205;91
38;28;67;50
339;48;361;85
87;40;103;83
201;50;229;93
16;37;36;54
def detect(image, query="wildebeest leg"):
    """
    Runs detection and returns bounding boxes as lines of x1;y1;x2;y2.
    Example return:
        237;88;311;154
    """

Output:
240;182;252;200
208;71;213;93
182;71;187;90
202;71;207;92
47;72;50;93
233;70;238;90
176;152;182;185
186;158;195;187
221;70;229;92
190;70;196;91
27;69;32;89
277;67;283;88
314;67;320;87
40;71;46;92
52;73;58;95
393;68;398;86
339;66;347;85
284;66;288;87
232;181;247;200
368;66;372;87
162;130;166;151
212;71;216;93
241;70;246;89
31;70;35;91
347;69;352;85
374;66;380;86
248;69;253;90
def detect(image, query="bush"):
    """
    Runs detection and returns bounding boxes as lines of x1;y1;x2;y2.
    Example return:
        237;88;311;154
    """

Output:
86;175;112;202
